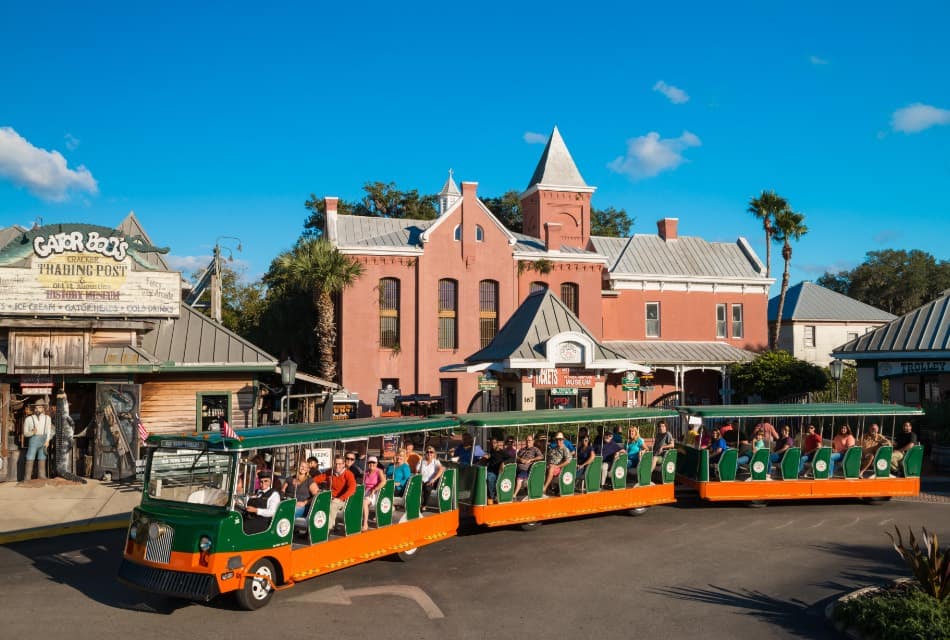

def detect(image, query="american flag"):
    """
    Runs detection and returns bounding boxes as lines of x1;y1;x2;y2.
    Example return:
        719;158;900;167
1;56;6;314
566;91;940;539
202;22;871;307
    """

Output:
221;419;237;438
137;417;149;443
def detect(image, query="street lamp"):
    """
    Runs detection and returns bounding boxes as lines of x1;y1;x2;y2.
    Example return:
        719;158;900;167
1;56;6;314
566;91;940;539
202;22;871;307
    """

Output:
280;358;297;424
829;359;844;402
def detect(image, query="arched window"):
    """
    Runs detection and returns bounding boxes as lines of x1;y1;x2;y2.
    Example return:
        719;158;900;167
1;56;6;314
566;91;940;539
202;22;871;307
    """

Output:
560;282;579;316
379;278;400;348
475;225;484;242
453;225;461;241
438;278;458;349
479;280;499;348
529;281;548;294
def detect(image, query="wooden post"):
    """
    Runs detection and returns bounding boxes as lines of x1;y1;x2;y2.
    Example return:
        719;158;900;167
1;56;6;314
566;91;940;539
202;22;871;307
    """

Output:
1;384;11;481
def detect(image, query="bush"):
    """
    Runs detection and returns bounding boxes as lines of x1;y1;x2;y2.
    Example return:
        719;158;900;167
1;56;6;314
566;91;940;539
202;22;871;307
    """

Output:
833;583;950;640
888;526;950;601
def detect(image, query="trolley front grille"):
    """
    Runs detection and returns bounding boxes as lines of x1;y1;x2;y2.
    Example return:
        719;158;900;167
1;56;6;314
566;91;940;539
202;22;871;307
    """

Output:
144;524;174;564
118;559;218;601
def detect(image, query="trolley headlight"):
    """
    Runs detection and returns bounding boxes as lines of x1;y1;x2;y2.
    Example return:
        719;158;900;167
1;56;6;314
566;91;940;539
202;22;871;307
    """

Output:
129;523;138;541
147;522;166;540
199;535;213;552
129;517;147;541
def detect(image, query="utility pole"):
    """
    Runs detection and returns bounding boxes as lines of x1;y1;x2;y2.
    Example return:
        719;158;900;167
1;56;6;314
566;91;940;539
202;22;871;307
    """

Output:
210;243;222;323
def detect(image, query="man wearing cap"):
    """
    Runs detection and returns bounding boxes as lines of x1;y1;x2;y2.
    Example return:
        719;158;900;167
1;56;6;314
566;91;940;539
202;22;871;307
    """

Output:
542;432;573;495
22;398;53;480
243;472;281;534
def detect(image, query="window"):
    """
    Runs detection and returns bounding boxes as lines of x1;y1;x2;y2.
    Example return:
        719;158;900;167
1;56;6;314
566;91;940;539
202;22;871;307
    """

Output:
560;282;579;316
732;304;744;338
804;325;816;348
378;278;400;348
453;225;461;241
646;302;660;338
197;392;231;432
479;280;499;348
530;281;548;294
438;278;458;349
475;225;484;242
716;304;727;339
440;379;458;414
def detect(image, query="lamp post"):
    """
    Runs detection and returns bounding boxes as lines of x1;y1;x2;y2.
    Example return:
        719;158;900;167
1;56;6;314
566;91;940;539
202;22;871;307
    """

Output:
829;359;844;402
280;358;297;424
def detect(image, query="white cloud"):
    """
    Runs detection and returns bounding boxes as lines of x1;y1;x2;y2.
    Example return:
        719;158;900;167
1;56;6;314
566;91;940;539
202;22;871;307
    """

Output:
873;229;902;244
523;131;548;144
809;55;829;65
891;103;950;133
607;131;702;179
798;260;854;275
0;127;98;201
653;81;689;104
64;133;80;150
166;254;213;274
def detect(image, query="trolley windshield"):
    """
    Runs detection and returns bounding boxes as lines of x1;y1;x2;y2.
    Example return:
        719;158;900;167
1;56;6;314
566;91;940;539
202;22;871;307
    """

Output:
146;446;234;507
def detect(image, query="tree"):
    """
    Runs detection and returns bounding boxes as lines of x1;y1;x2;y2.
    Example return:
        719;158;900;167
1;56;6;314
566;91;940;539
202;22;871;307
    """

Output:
729;351;829;402
817;249;950;315
267;239;364;382
591;206;634;237
771;207;808;349
747;190;788;278
480;190;523;232
303;182;437;238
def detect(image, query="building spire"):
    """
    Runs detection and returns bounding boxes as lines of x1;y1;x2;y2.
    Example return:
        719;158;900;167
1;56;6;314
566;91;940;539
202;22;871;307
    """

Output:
438;169;461;215
525;126;589;190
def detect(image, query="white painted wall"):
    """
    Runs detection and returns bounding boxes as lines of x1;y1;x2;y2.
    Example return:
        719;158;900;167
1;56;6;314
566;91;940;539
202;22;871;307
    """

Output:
774;321;888;366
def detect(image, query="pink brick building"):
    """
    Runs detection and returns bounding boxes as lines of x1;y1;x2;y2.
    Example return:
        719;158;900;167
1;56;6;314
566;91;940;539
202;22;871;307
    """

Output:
327;128;772;415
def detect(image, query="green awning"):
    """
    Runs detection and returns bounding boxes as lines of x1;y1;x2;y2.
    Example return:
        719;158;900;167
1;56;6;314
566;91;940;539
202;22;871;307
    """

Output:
676;403;924;418
458;407;678;428
146;416;459;451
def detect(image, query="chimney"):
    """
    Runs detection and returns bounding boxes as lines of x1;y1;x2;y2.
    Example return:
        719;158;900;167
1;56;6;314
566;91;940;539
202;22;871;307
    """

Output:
544;222;562;251
324;196;339;242
657;217;679;241
461;181;478;201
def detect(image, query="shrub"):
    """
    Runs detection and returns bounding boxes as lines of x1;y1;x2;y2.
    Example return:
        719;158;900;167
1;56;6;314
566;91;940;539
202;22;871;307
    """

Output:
887;526;950;602
833;583;950;640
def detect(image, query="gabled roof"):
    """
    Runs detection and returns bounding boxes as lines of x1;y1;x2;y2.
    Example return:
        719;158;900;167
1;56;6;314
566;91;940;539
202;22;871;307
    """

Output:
465;289;638;370
605;341;757;366
590;234;767;281
334;215;433;250
769;281;896;323
524;126;591;191
141;303;277;370
833;289;950;357
116;211;171;271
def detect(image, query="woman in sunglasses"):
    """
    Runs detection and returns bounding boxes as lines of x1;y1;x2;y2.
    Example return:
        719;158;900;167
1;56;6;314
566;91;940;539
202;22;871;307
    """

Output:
419;447;445;507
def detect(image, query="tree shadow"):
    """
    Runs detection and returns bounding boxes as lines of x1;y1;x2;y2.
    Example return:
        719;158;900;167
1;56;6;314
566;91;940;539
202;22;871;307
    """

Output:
808;541;906;592
648;584;837;639
7;529;192;614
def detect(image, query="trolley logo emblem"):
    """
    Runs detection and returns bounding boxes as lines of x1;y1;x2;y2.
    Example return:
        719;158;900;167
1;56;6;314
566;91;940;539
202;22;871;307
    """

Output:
752;461;766;474
380;497;392;514
440;485;452;501
665;461;676;475
314;511;327;529
276;518;291;538
499;478;513;493
876;458;888;472
615;466;625;480
562;472;573;484
815;460;828;473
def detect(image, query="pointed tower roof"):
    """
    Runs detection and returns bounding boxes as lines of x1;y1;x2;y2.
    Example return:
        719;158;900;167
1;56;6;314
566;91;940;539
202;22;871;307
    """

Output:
525;126;591;191
438;169;461;196
117;211;171;271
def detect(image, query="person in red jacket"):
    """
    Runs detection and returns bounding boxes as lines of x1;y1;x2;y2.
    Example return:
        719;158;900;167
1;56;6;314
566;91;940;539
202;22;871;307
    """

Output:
313;455;357;527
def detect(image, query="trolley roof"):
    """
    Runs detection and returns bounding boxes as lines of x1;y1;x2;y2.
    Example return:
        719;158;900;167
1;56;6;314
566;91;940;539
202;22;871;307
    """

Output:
458;407;678;428
676;403;924;418
145;415;459;451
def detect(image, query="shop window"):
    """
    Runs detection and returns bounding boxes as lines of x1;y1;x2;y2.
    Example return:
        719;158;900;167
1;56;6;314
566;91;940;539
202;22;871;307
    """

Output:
479;279;499;348
378;277;400;348
438;278;458;349
804;325;816;348
646;302;661;338
197;392;231;432
732;304;744;338
560;282;579;316
716;304;727;339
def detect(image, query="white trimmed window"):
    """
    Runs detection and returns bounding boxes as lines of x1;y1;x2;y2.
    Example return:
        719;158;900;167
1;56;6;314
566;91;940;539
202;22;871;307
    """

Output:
646;302;660;338
731;304;744;338
716;304;727;339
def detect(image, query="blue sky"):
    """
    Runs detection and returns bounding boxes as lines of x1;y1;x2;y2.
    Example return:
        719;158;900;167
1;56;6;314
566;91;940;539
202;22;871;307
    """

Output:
1;1;948;295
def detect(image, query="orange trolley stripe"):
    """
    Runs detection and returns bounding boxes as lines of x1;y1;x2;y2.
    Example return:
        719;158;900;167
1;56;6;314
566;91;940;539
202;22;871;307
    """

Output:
470;484;675;527
680;476;921;501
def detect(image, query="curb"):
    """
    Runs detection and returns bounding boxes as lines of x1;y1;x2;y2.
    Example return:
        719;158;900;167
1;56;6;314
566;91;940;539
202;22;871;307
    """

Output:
0;514;130;545
824;579;914;639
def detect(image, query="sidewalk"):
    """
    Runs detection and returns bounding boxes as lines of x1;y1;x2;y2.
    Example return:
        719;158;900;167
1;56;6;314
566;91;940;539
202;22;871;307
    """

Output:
0;478;142;544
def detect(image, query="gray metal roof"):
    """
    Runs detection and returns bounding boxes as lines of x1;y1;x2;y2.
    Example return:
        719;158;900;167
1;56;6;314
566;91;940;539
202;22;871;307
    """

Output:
334;214;432;249
525;127;589;190
833;289;950;356
769;281;896;322
512;232;600;255
141;303;277;369
88;344;160;371
466;289;623;363
605;341;757;365
591;234;765;279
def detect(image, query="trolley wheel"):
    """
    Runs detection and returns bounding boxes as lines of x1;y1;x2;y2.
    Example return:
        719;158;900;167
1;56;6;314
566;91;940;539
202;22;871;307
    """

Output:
520;521;541;532
747;500;768;509
235;558;276;610
861;496;892;504
397;546;419;562
628;507;649;516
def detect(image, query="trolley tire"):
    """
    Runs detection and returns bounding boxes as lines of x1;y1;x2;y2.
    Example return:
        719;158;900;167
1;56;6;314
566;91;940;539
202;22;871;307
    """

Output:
397;546;419;562
861;496;892;504
628;507;648;516
747;500;768;508
520;521;541;532
235;558;277;611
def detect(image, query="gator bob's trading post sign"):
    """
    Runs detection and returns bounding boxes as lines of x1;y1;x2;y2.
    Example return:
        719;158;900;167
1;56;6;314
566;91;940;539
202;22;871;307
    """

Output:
0;225;180;318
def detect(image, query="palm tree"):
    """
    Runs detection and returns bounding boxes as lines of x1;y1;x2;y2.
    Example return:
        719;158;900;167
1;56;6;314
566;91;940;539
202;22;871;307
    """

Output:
747;190;788;278
272;238;363;382
771;208;808;349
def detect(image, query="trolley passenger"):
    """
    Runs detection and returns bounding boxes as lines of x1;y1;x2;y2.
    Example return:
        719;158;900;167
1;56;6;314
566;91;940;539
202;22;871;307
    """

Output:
770;425;794;468
799;424;822;476
599;431;624;486
891;422;918;475
650;421;675;473
386;450;412;496
419;446;445;505
284;461;319;518
243;473;280;535
625;426;647;469
313;455;357;527
543;432;572;494
485;438;513;503
513;435;543;498
708;428;728;464
830;425;855;476
362;456;386;531
575;434;595;481
859;424;890;476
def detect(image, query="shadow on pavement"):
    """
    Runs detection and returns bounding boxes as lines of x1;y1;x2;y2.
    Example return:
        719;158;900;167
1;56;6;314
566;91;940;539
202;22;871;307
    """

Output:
7;529;193;615
810;541;905;590
649;584;837;639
